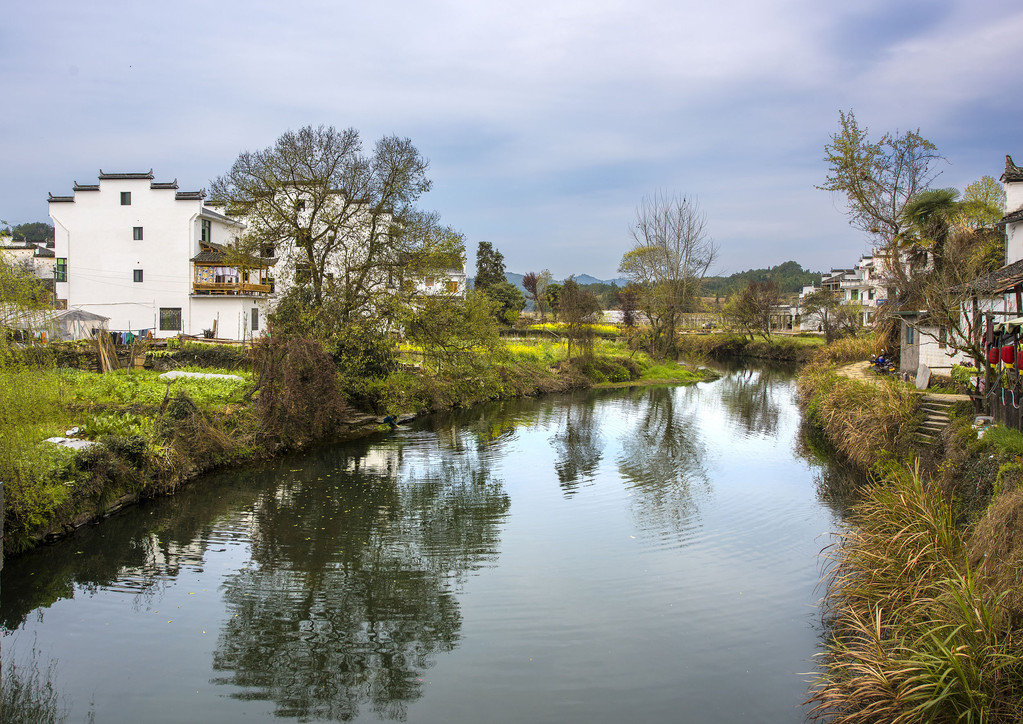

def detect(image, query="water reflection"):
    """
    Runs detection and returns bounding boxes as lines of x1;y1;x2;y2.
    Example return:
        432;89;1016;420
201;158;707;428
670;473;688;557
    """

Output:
717;368;783;437
616;386;710;537
210;439;509;721
550;396;604;495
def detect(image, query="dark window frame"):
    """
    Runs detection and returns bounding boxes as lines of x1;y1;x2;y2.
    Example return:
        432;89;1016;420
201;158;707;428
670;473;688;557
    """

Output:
133;269;143;283
159;307;182;331
201;219;211;243
251;308;259;331
133;226;143;241
120;191;131;206
56;258;67;282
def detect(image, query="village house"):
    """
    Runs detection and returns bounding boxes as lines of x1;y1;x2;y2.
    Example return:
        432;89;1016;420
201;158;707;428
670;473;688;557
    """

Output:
47;169;466;342
0;238;56;283
896;156;1023;379
48;171;273;341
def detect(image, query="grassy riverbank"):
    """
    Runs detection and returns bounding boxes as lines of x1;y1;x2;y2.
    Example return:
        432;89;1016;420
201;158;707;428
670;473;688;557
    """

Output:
797;339;1023;722
1;335;713;555
678;331;826;362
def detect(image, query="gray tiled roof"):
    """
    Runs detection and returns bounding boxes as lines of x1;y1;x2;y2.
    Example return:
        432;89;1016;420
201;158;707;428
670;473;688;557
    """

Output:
1001;155;1023;183
98;170;154;180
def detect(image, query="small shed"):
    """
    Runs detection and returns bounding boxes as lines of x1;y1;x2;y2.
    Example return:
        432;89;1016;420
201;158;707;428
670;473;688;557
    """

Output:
53;309;109;341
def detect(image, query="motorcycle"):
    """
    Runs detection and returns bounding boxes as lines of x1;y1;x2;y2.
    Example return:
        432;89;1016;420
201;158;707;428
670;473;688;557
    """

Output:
869;354;897;376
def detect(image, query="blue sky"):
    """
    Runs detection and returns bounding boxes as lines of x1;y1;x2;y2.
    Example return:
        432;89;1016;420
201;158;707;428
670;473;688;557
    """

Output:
3;0;1022;280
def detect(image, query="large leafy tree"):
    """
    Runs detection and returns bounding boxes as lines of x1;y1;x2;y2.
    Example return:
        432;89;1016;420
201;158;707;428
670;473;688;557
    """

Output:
209;125;435;328
619;192;717;358
962;175;1006;228
7;222;54;243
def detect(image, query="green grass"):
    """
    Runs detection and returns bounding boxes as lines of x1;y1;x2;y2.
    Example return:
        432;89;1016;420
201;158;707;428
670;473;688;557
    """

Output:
980;425;1023;458
61;367;251;409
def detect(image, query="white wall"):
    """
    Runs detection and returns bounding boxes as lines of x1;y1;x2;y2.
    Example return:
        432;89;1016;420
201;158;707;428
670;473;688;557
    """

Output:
50;176;261;339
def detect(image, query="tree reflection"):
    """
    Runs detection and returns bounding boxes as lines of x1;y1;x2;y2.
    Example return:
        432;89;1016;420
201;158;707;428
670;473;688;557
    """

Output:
794;418;865;519
210;438;509;721
549;397;604;496
617;386;710;536
717;368;783;437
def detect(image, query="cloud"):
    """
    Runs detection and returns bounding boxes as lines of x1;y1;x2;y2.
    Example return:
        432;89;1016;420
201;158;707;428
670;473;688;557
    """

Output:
4;0;1023;279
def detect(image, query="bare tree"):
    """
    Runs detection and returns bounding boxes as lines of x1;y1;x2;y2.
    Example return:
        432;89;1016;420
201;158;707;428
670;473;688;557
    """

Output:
819;110;943;249
618;192;717;358
560;276;603;360
724;281;781;341
522;269;552;320
209;125;435;328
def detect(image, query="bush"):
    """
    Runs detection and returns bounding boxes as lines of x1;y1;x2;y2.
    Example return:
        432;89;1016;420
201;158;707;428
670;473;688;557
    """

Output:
251;338;348;447
328;322;397;408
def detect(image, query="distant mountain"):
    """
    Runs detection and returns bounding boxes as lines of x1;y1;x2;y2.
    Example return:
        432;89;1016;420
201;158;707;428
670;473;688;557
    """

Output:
470;272;630;292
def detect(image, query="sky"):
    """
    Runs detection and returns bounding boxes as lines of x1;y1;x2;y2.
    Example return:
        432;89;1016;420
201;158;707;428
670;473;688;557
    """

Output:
3;0;1022;280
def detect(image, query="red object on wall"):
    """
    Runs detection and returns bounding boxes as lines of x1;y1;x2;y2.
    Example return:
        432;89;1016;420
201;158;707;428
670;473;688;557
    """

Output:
989;347;1000;364
1003;346;1016;365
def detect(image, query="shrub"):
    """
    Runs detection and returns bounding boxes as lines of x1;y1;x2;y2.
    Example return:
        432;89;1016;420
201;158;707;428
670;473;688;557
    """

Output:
251;337;347;447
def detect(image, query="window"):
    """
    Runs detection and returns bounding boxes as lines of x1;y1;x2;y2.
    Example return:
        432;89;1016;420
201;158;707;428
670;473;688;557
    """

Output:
425;276;435;288
251;308;259;331
201;219;211;242
133;226;143;241
295;262;312;285
261;245;275;258
297;200;306;212
939;326;947;349
56;258;67;282
445;280;459;294
120;191;131;205
906;326;916;344
133;269;144;283
159;308;182;331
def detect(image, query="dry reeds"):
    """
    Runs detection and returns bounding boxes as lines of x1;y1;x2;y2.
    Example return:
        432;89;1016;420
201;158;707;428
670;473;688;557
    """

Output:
808;465;1023;722
968;488;1023;626
798;364;918;470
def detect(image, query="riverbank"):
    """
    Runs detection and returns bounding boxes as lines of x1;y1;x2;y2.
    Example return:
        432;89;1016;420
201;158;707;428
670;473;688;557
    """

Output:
1;337;715;556
678;331;825;363
796;341;1023;722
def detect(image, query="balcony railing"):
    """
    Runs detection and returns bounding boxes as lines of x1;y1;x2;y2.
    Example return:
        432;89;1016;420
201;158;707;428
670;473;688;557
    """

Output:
192;281;272;296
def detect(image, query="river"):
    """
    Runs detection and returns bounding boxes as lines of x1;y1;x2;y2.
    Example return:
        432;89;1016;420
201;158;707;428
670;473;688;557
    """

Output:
2;364;855;723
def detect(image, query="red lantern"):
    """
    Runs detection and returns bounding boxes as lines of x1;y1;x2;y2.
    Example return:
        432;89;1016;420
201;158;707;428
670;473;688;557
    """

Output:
1003;346;1016;365
989;347;1000;364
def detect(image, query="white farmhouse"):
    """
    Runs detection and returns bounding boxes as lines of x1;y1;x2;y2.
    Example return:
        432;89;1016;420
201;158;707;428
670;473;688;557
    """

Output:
49;171;272;341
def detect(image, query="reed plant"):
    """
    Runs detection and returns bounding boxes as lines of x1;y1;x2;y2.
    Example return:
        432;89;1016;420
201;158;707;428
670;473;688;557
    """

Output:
798;363;918;470
809;464;1023;722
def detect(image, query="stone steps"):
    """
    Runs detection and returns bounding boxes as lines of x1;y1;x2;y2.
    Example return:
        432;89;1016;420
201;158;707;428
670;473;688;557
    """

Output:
914;394;965;447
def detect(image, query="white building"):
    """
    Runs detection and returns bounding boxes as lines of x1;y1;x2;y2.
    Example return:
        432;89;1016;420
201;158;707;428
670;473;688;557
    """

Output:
897;155;1023;377
0;240;56;281
49;171;272;341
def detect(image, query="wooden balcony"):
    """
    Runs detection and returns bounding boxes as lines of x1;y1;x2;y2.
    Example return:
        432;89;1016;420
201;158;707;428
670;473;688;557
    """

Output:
192;281;272;296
